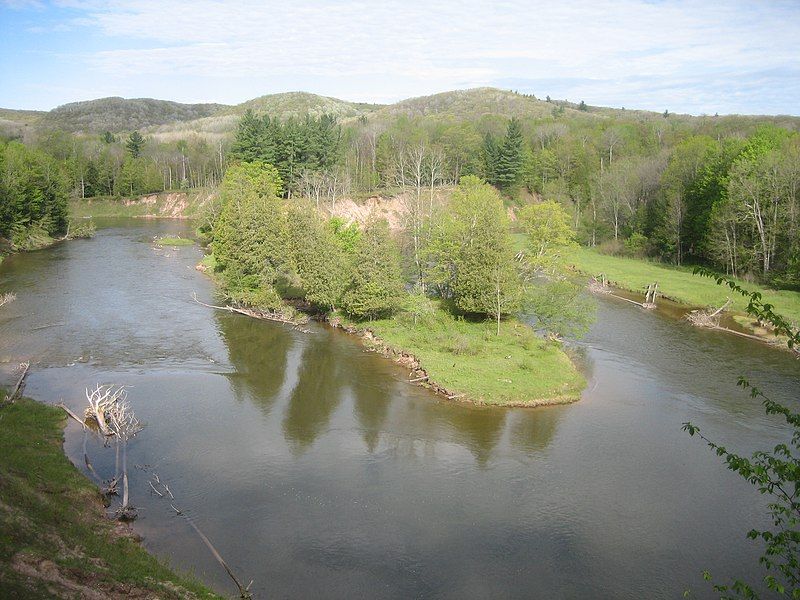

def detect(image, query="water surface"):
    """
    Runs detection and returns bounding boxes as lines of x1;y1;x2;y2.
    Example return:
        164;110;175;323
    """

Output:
1;219;798;599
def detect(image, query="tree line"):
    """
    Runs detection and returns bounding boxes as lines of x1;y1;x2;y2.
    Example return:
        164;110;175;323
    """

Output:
208;161;591;339
6;99;799;287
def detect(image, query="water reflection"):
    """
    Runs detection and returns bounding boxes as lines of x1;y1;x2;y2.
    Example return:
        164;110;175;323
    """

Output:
215;311;293;413
510;406;563;453
283;335;346;453
4;220;800;599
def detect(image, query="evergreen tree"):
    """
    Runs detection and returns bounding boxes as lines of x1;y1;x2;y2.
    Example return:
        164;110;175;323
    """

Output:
342;220;404;320
212;162;287;306
495;117;524;190
125;131;145;158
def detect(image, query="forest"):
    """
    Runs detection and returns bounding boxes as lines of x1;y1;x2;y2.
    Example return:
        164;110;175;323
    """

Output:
2;89;799;289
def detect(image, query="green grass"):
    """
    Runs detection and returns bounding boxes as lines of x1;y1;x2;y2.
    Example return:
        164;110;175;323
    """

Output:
565;246;800;324
155;236;194;246
0;394;222;599
344;305;585;406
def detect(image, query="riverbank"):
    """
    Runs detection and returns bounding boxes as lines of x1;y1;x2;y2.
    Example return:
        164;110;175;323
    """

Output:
333;308;585;407
565;247;800;326
197;253;584;407
69;189;216;220
0;391;222;599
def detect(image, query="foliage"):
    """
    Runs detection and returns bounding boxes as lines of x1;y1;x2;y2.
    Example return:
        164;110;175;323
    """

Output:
230;110;342;195
525;279;595;339
285;201;350;311
341;219;404;320
684;269;800;598
125;130;145;158
430;176;522;325
212;162;287;301
0;140;69;243
519;200;577;273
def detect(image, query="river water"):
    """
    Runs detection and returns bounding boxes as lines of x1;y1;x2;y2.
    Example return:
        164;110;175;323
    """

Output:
1;219;798;599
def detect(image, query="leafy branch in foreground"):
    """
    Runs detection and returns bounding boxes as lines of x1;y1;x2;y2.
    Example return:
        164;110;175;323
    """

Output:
684;268;800;598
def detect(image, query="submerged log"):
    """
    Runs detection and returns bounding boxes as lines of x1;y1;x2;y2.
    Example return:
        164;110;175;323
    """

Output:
149;473;254;599
192;292;311;332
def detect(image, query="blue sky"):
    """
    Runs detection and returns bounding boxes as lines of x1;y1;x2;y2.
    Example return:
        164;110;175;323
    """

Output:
1;0;798;115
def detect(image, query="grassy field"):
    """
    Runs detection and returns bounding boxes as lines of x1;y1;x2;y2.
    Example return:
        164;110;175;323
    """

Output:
344;306;585;406
564;246;800;325
0;394;221;599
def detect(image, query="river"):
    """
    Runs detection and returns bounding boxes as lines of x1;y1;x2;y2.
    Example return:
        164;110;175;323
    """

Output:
1;219;798;599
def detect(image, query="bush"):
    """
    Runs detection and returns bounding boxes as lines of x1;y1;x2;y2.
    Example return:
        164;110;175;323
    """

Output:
623;232;649;258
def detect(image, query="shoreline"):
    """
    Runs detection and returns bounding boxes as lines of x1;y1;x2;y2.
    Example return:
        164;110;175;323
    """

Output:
590;277;799;354
195;257;585;408
326;315;582;408
0;391;222;599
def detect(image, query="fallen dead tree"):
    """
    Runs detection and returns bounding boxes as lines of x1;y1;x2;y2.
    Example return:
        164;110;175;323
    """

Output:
192;292;312;333
588;275;611;295
58;384;143;519
2;361;30;406
686;298;732;328
147;471;254;599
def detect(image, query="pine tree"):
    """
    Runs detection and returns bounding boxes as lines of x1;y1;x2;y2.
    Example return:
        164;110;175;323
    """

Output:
125;131;145;158
495;118;524;190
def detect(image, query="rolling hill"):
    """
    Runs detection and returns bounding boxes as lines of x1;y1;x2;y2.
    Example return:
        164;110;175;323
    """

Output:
37;97;229;134
3;88;799;143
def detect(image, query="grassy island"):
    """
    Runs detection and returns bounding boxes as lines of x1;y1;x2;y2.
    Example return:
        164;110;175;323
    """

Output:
0;394;221;599
341;306;584;406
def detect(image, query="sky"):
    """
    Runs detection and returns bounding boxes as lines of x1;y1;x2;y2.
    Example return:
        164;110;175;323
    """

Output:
1;0;798;115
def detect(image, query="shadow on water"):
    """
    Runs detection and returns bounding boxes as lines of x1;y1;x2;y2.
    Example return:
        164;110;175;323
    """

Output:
282;334;346;454
215;310;293;414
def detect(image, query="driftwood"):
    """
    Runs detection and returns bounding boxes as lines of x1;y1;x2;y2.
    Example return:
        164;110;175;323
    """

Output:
56;401;86;427
2;362;30;405
149;473;254;599
686;298;732;328
192;292;311;333
588;275;611;295
0;292;16;308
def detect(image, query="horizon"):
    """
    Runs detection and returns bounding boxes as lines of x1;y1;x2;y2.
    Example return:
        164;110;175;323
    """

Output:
2;86;799;119
1;1;799;117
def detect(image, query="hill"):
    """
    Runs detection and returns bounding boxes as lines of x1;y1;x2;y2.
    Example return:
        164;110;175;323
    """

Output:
370;87;590;122
226;91;381;119
145;91;381;143
38;97;229;133
0;108;45;139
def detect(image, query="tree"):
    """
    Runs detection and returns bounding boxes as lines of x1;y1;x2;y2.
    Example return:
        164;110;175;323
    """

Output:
285;202;349;312
341;219;404;320
431;176;522;329
212;162;287;307
518;201;577;274
578;100;588;111
125;131;144;158
495;117;524;191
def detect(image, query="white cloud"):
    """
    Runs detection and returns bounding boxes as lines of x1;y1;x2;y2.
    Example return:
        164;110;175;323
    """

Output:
9;0;800;113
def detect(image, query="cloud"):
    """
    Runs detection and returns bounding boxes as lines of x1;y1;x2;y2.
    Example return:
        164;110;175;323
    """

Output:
6;0;800;113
